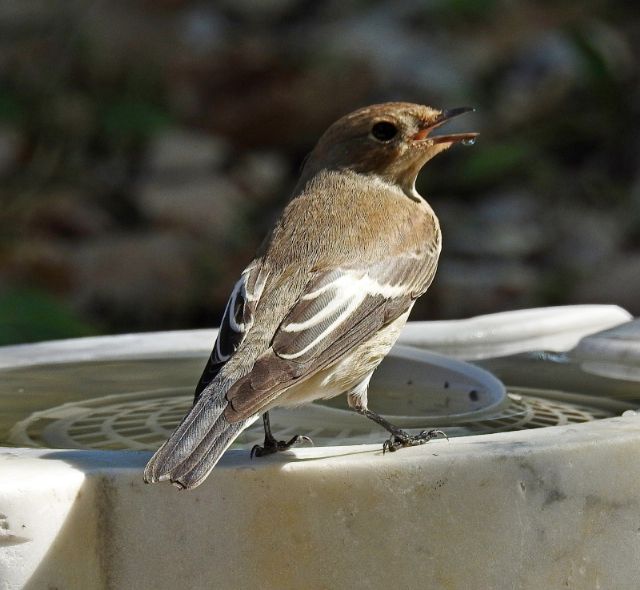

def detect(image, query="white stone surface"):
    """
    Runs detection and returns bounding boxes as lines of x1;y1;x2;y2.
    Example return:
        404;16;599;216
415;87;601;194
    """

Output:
2;414;640;589
572;318;640;381
400;304;632;359
0;304;630;369
0;328;218;370
1;305;639;589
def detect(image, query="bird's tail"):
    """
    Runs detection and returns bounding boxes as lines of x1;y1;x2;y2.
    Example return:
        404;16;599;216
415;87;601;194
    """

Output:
143;392;254;490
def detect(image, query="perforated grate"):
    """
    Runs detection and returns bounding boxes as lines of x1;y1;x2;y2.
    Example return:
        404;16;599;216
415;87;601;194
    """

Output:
463;393;612;433
8;387;619;451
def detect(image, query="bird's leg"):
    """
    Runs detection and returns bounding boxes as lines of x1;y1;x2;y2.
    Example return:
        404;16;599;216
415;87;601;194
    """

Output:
355;408;447;454
250;412;313;458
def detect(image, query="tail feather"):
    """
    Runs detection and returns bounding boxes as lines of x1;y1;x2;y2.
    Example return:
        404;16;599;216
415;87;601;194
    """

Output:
169;418;250;489
144;392;254;490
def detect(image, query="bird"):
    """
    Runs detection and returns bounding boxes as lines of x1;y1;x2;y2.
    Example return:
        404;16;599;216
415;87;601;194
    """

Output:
144;102;478;490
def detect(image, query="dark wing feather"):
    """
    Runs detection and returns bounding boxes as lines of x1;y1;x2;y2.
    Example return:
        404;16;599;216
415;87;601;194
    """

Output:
194;261;268;402
224;249;437;421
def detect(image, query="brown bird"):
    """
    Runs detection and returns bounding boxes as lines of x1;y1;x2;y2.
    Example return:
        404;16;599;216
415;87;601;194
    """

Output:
144;102;478;490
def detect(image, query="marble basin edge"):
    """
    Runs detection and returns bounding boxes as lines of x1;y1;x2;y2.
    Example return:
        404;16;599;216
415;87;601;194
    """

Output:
1;304;638;590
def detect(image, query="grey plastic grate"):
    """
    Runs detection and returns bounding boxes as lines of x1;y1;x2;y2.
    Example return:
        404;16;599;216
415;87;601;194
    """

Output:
8;387;621;451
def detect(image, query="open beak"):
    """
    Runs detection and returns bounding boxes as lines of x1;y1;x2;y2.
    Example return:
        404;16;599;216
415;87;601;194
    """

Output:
413;107;479;145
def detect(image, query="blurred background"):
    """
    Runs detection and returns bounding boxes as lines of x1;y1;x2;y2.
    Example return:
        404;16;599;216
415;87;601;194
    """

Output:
0;0;638;345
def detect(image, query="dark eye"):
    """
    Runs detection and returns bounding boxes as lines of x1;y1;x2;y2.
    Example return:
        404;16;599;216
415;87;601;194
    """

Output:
371;121;398;142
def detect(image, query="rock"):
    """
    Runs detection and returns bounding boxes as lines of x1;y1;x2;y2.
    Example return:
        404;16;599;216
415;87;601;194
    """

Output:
495;31;581;125
199;48;374;150
548;206;622;270
2;239;72;294
573;255;640;316
439;191;545;258
229;150;290;200
145;129;229;176
178;6;228;55
23;191;112;239
137;174;245;239
67;233;198;325
310;9;467;98
428;259;539;319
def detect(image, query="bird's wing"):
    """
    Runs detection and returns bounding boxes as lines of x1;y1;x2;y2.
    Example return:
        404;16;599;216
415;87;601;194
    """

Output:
194;260;269;402
224;248;438;421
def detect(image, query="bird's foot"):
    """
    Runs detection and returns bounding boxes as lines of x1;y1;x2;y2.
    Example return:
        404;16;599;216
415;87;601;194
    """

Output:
250;435;313;458
382;429;448;454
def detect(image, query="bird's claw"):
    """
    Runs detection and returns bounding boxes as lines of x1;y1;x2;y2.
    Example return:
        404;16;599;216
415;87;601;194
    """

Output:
382;429;448;454
250;434;314;459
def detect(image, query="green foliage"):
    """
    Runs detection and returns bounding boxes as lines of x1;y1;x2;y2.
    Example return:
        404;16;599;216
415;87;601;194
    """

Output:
460;141;535;186
0;89;23;123
100;99;171;141
0;288;98;345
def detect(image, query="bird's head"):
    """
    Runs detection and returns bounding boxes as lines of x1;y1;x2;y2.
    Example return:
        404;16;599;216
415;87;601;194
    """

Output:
301;102;478;196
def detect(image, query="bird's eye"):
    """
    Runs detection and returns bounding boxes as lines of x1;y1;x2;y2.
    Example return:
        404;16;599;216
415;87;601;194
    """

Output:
371;121;398;142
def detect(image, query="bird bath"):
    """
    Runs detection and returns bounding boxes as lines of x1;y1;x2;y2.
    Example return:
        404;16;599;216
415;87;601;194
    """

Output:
1;305;640;589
